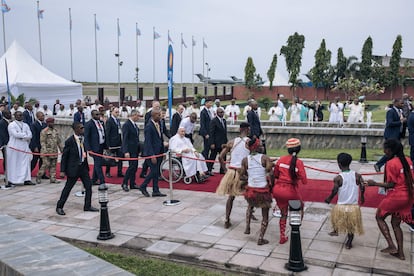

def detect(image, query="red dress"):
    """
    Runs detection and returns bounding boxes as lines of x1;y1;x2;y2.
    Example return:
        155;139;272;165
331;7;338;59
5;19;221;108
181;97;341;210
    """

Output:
378;156;414;222
272;155;307;209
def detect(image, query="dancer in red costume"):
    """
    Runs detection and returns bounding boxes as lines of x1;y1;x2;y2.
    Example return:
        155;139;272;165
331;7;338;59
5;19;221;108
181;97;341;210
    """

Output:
272;138;308;244
365;139;414;260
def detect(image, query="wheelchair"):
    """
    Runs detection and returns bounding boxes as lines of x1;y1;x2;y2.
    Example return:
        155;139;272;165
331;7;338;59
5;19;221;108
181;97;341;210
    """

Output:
159;153;195;184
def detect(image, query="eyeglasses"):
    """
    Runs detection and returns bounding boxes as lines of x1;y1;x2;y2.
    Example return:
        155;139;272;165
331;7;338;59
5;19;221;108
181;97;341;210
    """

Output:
79;127;84;129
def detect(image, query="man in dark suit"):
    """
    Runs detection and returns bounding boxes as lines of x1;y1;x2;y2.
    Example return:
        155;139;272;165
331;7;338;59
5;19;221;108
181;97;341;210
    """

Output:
208;107;228;174
84;109;107;185
104;107;124;178
0;110;11;174
139;108;166;197
140;101;161;178
170;104;184;136
199;98;213;160
23;103;35;126
121;110;140;192
73;106;86;125
247;100;263;139
29;111;48;178
56;122;99;215
375;98;405;172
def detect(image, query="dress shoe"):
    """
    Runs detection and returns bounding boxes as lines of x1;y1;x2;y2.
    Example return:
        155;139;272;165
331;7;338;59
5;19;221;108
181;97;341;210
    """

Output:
5;182;14;188
24;181;36;185
152;192;167;197
50;179;60;184
84;206;99;212
121;184;129;192
41;175;50;179
374;164;380;173
35;176;41;184
117;173;125;177
219;170;226;174
139;174;146;179
56;207;65;216
130;185;140;189
105;173;112;178
92;181;100;186
138;187;150;197
206;171;214;176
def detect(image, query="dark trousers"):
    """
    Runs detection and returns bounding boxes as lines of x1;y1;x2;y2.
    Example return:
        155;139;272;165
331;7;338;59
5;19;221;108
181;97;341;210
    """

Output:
92;144;105;184
123;153;138;187
207;147;226;173
185;133;193;144
57;168;92;209
410;145;414;165
140;157;162;193
105;148;123;175
31;153;43;173
1;147;5;172
141;157;149;176
201;136;210;161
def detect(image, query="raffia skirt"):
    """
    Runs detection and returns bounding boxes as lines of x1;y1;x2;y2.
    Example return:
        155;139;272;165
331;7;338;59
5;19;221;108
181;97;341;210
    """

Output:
216;169;243;196
244;186;272;208
330;204;364;235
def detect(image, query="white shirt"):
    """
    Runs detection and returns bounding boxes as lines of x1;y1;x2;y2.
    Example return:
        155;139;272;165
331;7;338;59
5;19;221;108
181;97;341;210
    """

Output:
179;117;195;135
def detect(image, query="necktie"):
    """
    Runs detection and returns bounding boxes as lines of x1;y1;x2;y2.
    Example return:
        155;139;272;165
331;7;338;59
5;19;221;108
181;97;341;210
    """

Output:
78;136;84;163
155;122;161;136
221;118;225;129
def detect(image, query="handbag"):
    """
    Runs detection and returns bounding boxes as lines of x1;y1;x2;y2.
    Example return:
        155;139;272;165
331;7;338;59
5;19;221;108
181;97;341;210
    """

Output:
102;149;118;167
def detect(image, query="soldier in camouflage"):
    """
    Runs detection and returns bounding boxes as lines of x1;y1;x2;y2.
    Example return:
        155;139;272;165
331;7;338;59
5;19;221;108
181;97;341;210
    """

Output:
36;117;63;184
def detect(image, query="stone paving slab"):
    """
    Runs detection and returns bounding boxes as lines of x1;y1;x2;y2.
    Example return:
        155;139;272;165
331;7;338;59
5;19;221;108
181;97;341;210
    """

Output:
0;159;412;275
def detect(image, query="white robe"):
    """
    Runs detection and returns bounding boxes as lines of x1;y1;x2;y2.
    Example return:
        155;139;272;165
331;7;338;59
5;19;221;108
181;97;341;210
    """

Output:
7;120;32;184
169;134;207;177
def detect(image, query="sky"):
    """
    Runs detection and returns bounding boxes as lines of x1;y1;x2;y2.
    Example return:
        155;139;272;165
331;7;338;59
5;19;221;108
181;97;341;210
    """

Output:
2;0;414;84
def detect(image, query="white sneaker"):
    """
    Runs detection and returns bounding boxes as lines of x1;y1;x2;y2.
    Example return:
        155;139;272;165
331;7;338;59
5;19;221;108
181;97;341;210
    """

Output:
273;210;282;218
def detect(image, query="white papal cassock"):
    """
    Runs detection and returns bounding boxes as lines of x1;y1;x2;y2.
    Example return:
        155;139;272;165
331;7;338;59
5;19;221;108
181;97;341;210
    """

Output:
169;134;207;177
7;120;32;184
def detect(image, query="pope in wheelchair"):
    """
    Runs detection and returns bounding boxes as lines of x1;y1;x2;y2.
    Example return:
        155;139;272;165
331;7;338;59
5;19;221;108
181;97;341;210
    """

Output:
169;127;208;183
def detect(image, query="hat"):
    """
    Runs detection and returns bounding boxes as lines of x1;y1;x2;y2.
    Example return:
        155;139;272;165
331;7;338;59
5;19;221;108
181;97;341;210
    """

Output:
286;138;301;148
215;99;220;103
279;94;285;98
46;117;55;123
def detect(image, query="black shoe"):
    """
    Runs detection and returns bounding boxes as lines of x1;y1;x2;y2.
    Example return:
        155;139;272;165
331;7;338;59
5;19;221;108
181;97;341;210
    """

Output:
24;181;36;185
41;175;50;179
219;170;226;174
84;206;99;212
92;181;100;186
5;182;15;188
130;185;140;189
152;192;167;197
117;173;124;177
138;187;150;197
206;171;214;176
374;164;380;173
121;184;129;192
105;173;112;178
139;174;146;179
56;207;65;216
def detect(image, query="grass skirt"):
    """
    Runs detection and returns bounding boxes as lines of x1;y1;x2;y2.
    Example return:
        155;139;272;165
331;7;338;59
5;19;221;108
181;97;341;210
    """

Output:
244;186;272;208
330;204;364;235
216;169;243;196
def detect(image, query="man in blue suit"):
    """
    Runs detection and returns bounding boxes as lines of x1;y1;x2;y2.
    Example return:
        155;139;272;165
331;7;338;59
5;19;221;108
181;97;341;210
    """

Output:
121;110;140;192
29;111;47;178
375;98;405;172
84;109;107;185
199;98;213;161
22;103;35;127
73;106;86;125
247;100;263;139
138;108;166;197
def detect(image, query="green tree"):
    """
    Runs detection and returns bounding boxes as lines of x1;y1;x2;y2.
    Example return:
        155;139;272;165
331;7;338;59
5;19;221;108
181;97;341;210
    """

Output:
388;35;402;89
310;39;334;90
360;36;373;82
336;47;347;81
267;54;278;90
280;32;305;90
244;57;256;89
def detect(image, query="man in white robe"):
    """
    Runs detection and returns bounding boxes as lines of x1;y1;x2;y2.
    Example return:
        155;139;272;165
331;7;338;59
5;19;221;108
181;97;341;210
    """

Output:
224;99;241;125
169;127;207;181
7;111;34;185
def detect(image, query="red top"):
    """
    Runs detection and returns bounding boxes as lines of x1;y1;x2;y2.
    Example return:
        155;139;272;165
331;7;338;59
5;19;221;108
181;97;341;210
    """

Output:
274;155;308;185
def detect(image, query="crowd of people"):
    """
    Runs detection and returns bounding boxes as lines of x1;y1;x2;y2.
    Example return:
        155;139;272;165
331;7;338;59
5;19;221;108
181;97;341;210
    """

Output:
0;95;414;260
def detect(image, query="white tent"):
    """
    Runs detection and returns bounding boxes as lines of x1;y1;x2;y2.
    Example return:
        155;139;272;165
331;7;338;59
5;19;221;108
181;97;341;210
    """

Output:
0;41;82;109
263;70;289;86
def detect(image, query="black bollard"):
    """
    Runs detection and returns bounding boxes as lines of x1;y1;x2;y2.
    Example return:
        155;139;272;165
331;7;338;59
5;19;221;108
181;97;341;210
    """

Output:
97;184;114;240
285;200;307;272
359;136;368;163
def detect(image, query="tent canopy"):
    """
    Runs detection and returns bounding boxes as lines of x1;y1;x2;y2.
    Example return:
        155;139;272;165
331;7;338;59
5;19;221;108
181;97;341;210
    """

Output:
263;70;289;86
0;41;82;109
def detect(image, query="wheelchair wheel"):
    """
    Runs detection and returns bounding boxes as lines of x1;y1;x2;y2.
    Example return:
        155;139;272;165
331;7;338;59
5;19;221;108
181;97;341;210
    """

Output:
183;176;192;184
160;157;183;183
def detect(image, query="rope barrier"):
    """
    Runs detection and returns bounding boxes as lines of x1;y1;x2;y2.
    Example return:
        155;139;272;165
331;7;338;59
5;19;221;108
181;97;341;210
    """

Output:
88;151;166;161
7;146;60;157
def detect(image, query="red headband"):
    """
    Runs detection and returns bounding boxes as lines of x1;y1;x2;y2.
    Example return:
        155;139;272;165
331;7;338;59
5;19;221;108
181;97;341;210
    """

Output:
249;138;261;151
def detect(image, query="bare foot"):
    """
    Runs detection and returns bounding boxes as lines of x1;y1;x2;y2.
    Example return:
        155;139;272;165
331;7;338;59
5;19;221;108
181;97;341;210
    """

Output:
380;247;397;254
390;252;405;260
224;221;232;229
328;231;338;236
244;228;250;235
257;238;269;245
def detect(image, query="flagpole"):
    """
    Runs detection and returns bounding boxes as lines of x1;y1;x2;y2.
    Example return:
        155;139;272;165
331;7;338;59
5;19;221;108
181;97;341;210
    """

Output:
1;11;6;53
192;35;194;95
69;8;73;81
5;59;10;109
37;1;43;65
152;26;155;95
117;18;120;106
180;33;183;93
135;22;139;100
94;14;98;98
202;37;205;93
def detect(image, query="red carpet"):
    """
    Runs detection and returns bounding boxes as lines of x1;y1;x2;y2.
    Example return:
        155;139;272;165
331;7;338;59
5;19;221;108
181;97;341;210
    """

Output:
1;161;384;208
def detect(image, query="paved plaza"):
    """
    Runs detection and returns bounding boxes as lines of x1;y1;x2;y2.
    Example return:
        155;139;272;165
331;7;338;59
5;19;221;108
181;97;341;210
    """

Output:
0;159;412;275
